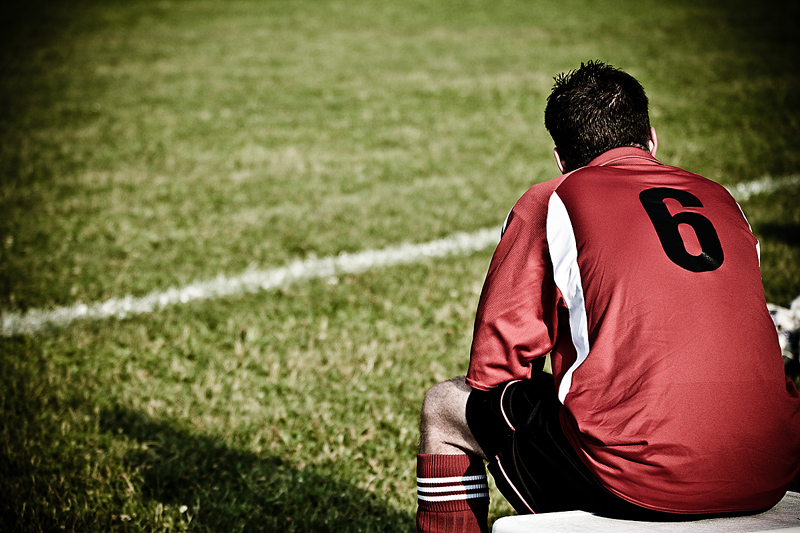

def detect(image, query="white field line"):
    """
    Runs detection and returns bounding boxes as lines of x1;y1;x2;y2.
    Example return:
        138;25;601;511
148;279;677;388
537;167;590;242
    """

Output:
2;228;502;336
2;175;798;337
730;174;800;202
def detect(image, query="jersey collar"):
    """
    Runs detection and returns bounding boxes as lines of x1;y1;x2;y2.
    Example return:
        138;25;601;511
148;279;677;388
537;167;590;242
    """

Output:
587;147;662;168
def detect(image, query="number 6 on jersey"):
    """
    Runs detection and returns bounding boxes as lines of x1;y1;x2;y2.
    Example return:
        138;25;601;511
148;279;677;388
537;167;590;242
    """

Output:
639;187;724;272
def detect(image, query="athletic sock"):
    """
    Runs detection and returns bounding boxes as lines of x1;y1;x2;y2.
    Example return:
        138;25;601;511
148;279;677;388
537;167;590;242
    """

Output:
416;453;490;533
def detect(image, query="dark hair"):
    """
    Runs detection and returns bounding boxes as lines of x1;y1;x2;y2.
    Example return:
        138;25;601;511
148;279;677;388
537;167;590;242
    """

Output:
544;61;651;171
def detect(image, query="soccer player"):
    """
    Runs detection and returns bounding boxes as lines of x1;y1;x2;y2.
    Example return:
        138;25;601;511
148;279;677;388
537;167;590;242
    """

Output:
415;61;800;533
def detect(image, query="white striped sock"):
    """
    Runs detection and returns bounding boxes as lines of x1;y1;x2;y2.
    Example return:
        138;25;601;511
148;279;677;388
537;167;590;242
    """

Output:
417;474;490;503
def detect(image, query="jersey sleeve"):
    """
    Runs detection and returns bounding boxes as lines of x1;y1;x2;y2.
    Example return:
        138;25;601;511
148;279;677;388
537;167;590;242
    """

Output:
466;183;561;391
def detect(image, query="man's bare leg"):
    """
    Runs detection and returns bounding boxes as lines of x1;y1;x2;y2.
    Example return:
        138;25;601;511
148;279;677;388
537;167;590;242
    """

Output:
416;377;489;533
419;377;486;457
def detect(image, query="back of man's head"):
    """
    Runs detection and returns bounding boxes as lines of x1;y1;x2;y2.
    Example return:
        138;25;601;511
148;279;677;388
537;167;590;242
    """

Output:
544;61;651;172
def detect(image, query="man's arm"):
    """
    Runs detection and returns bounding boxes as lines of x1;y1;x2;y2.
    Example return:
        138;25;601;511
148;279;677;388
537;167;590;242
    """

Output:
466;183;562;390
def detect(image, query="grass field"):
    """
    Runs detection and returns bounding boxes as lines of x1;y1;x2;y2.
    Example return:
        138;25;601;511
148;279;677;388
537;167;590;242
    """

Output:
2;0;799;531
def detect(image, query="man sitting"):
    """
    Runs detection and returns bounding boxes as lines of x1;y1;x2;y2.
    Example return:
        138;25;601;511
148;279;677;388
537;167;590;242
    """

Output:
415;61;800;533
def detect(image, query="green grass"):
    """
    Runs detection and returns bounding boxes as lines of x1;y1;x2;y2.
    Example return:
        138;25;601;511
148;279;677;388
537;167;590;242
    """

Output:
2;0;799;531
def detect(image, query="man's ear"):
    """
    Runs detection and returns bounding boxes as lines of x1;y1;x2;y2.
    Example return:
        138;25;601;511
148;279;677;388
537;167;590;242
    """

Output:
553;148;567;174
648;127;658;157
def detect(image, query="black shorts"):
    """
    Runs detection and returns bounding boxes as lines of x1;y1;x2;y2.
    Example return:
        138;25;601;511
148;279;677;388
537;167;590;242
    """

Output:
465;374;677;518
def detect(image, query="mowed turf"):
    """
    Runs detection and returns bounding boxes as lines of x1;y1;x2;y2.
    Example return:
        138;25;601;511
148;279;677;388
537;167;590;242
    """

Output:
1;0;799;531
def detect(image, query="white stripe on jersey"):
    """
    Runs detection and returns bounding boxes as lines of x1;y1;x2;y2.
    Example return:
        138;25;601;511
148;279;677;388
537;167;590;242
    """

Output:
546;192;591;404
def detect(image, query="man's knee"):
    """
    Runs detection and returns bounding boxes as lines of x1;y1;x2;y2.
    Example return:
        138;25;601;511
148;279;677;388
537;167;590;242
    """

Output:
421;377;469;426
419;377;483;455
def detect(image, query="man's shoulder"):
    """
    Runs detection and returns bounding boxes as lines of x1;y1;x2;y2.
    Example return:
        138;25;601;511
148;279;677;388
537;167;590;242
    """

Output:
518;174;569;203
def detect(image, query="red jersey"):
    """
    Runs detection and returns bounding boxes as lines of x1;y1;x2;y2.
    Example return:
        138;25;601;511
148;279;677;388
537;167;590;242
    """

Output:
466;147;800;514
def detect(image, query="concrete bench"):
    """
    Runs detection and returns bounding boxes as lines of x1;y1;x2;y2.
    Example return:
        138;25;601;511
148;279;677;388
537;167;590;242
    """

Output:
492;491;800;532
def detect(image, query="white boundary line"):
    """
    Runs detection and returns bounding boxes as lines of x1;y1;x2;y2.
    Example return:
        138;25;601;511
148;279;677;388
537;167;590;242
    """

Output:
2;228;502;336
730;174;800;202
2;175;798;337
